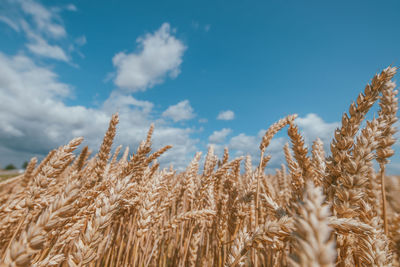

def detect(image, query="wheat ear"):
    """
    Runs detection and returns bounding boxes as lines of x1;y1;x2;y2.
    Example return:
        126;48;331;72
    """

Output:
289;181;335;267
376;80;398;235
94;113;119;183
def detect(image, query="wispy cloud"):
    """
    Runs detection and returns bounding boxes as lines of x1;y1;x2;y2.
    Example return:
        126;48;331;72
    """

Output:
26;35;69;61
19;0;67;39
192;21;211;32
0;15;20;32
0;0;82;62
65;4;77;12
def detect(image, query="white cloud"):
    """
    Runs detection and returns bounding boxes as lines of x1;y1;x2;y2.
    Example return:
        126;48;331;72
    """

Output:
0;52;198;169
113;23;186;92
26;36;69;61
217;110;235;120
152;127;198;169
209;128;232;144
204;24;211;32
103;91;154;115
295;113;339;152
0;0;81;62
228;132;285;159
162;100;195;122
0;53;106;153
18;10;69;61
229;133;258;156
19;0;66;39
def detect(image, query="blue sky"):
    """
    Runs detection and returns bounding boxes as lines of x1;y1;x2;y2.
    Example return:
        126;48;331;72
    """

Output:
0;0;399;172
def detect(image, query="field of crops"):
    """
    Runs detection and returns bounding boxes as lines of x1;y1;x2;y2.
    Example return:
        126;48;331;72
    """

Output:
0;66;398;266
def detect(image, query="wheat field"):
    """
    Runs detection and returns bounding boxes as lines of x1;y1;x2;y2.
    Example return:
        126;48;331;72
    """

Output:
0;66;398;266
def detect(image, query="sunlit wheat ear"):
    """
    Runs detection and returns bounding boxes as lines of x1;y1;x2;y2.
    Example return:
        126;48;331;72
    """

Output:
326;66;397;200
376;80;398;235
289;181;335;267
182;152;202;210
70;177;134;266
203;145;218;177
259;114;298;153
3;180;80;266
164;210;216;232
310;138;325;187
120;124;154;183
110;144;122;165
46;137;83;180
31;149;56;178
377;80;398;164
287;122;312;179
284;142;303;202
227;225;251;267
145;145;172;165
21;157;37;187
221;147;229;165
187;225;203;267
120;146;130;164
94;113;119;183
255;114;297;233
73;145;89;172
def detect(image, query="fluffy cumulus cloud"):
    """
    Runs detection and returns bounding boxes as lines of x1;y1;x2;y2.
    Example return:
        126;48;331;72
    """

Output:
162;100;195;122
0;52;198;169
209;128;232;144
0;53;106;156
217;110;235;120
113;23;186;92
